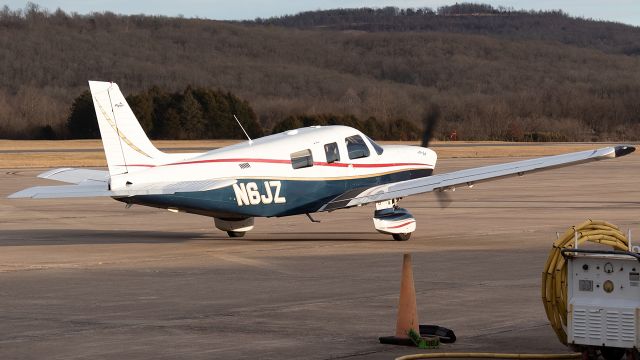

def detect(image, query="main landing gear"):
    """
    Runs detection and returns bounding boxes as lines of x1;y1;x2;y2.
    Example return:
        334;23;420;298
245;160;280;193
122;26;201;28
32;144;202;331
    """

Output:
372;199;416;241
214;217;254;238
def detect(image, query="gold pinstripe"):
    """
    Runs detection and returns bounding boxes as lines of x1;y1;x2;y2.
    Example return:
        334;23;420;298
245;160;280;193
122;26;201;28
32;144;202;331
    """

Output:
94;97;152;159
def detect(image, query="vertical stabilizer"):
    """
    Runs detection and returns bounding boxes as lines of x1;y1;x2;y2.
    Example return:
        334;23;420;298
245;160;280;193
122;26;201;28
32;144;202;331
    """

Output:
89;81;164;176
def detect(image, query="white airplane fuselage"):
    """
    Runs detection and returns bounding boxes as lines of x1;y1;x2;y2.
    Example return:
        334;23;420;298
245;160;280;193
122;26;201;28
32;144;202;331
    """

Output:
113;125;436;219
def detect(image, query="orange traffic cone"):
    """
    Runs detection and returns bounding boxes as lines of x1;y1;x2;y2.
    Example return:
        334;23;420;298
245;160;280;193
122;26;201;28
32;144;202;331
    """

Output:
379;253;421;346
395;253;420;337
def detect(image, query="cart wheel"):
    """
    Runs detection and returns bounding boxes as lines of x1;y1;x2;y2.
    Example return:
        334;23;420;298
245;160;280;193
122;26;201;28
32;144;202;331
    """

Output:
601;347;625;360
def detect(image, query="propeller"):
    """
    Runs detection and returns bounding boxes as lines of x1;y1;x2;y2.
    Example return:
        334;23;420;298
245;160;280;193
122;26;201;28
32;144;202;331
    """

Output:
421;104;440;148
423;104;450;208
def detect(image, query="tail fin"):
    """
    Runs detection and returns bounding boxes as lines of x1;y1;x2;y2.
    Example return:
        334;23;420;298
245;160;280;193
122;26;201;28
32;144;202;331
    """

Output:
89;81;164;175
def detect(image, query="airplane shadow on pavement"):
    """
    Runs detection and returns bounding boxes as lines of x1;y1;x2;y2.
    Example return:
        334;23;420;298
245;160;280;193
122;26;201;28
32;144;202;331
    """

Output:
0;229;391;246
0;229;209;246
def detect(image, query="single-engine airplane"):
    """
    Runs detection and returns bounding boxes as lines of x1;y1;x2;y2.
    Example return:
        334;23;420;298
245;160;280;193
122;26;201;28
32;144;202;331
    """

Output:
9;81;636;240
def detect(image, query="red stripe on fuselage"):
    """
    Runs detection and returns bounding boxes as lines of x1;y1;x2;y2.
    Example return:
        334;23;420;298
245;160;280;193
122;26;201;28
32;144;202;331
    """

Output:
120;158;433;168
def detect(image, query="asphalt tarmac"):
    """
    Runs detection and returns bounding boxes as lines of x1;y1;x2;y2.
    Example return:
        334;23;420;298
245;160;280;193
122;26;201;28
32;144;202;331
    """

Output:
1;153;639;359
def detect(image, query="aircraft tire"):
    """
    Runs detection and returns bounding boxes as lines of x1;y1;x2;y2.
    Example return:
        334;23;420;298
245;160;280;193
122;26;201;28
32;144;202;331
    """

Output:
227;231;246;238
392;233;411;241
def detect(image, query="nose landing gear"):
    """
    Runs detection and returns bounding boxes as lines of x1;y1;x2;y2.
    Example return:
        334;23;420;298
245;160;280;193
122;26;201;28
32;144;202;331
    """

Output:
372;199;416;241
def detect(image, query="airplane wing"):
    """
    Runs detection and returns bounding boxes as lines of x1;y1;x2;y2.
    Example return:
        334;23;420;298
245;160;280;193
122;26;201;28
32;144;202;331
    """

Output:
320;145;635;211
9;179;237;199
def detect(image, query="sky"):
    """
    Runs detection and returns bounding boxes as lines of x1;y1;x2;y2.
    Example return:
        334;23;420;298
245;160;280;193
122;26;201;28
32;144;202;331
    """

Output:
4;0;640;27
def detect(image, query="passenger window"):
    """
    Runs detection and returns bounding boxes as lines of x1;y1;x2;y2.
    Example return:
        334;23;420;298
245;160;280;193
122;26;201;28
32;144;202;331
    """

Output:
345;135;370;160
324;142;340;163
290;149;313;169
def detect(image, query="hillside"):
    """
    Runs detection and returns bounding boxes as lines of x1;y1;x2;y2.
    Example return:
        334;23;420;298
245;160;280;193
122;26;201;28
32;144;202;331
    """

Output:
0;4;639;141
258;5;640;56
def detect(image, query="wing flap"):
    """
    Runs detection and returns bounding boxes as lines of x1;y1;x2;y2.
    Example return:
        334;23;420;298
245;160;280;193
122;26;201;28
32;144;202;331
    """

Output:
321;145;634;211
112;179;237;196
9;184;113;199
9;179;237;199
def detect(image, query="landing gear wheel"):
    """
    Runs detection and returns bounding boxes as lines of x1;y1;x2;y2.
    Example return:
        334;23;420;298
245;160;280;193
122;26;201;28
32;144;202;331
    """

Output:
392;233;411;241
601;347;625;360
227;231;246;238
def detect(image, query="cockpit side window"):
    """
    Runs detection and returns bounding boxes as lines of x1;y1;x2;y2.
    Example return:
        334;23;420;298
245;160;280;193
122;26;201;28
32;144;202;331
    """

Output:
345;135;370;160
366;136;384;155
290;149;313;169
324;142;340;163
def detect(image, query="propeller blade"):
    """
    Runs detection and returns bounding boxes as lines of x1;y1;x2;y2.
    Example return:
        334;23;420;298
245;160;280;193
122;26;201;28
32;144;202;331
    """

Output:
421;104;440;148
435;190;452;209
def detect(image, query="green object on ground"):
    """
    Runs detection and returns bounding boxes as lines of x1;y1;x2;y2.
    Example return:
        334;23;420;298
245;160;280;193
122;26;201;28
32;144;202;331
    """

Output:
408;328;440;349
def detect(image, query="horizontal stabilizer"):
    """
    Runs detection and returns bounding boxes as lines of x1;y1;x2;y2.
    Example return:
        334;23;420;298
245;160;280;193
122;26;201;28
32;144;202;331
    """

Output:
38;168;109;184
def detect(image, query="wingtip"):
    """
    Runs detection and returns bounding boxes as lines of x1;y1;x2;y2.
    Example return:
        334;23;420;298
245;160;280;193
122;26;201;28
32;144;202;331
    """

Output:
614;145;635;157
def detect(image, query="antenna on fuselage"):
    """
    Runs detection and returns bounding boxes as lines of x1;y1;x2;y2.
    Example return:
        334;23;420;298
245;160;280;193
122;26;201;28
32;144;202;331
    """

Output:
233;114;253;145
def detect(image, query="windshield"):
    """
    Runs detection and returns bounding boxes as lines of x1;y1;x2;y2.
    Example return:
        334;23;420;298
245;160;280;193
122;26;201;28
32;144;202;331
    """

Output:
345;135;370;160
366;136;384;155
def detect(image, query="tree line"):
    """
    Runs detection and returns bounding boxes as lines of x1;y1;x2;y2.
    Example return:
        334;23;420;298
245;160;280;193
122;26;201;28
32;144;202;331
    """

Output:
0;3;639;141
66;86;261;140
65;86;420;140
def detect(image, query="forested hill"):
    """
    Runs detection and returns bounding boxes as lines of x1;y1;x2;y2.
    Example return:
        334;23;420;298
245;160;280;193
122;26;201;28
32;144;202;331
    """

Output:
257;5;640;56
1;4;640;141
